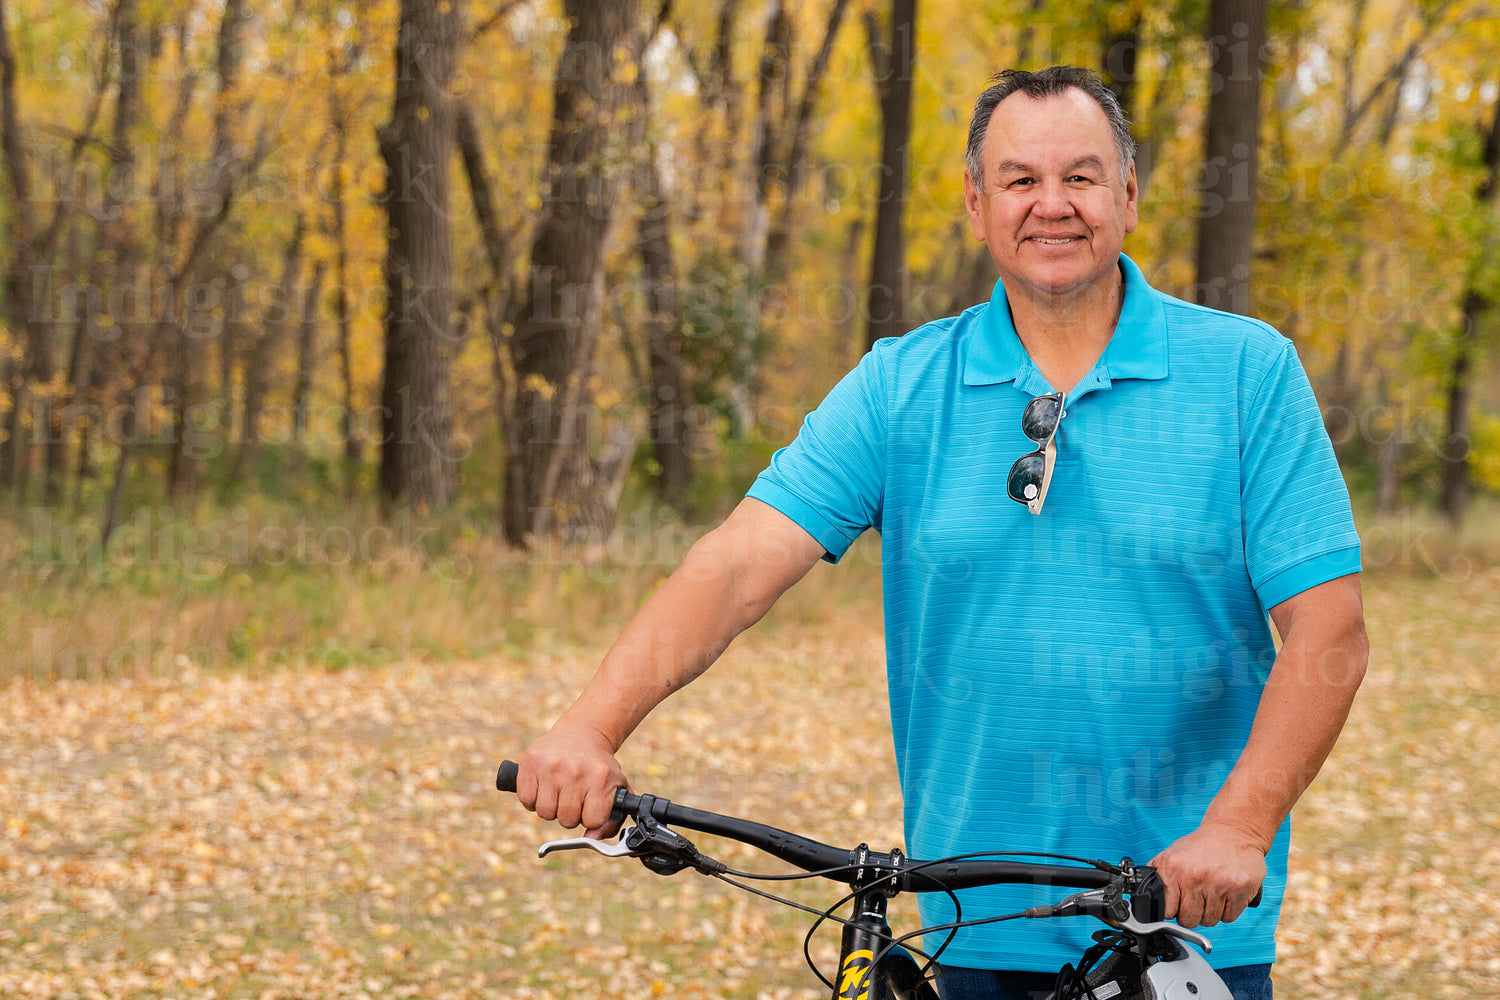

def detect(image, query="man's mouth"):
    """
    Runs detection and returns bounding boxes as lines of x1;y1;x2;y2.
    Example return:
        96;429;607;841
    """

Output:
1028;236;1083;245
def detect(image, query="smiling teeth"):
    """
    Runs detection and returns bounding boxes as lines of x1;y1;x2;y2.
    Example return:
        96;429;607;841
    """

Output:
1033;237;1074;244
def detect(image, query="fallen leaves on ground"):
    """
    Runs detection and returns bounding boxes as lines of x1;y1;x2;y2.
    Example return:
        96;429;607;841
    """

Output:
0;570;1495;999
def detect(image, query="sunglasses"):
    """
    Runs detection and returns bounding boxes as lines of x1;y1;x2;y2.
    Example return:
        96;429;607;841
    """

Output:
1006;392;1064;515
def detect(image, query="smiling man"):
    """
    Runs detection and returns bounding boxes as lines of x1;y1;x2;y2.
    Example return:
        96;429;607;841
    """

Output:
962;75;1140;392
514;67;1367;1000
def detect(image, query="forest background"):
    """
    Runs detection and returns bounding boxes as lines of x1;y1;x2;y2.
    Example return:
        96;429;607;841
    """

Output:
1;3;1499;998
0;0;1498;675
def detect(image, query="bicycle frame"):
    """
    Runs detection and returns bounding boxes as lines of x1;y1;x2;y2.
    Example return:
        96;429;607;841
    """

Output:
835;874;934;1000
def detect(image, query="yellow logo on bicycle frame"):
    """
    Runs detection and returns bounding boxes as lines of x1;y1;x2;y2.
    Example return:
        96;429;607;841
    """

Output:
838;948;875;1000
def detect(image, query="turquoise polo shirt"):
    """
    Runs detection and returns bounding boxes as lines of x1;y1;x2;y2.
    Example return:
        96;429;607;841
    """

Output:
746;255;1361;971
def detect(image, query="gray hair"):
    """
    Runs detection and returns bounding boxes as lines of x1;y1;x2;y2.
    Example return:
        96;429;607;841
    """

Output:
966;67;1137;190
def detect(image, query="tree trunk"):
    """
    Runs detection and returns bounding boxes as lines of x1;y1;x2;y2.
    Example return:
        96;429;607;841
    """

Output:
683;0;743;227
328;103;362;498
165;302;205;503
863;0;917;349
1101;12;1153;191
762;0;852;289
1440;90;1500;528
1441;291;1482;528
638;139;692;509
292;260;328;473
166;0;247;502
237;220;305;476
377;0;464;513
45;219;85;506
745;0;790;278
840;217;867;366
453;100;525;523
1193;0;1266;315
0;0;47;496
502;0;642;546
89;0;145;538
69;245;110;508
1375;432;1402;516
718;0;792;438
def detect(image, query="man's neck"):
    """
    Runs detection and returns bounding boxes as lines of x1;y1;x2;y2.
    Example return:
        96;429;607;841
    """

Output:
1007;268;1125;394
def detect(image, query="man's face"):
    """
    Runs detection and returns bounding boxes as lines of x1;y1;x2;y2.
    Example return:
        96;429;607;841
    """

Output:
963;88;1138;303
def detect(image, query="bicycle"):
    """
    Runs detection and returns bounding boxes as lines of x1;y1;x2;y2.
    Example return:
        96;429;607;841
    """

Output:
497;760;1254;1000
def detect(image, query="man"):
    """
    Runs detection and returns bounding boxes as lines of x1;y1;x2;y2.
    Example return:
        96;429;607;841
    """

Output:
515;67;1368;1000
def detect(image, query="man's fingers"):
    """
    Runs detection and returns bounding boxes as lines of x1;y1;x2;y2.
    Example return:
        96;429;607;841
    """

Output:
1222;896;1250;924
530;771;561;823
1198;893;1226;928
1175;889;1204;929
581;784;623;835
1162;880;1181;922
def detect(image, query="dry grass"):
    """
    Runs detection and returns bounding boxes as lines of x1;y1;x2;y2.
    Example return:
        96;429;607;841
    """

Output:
1;517;1497;998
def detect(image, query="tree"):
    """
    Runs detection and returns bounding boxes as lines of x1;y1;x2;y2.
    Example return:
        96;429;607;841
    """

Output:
634;14;692;509
1441;88;1500;528
502;0;645;545
167;0;254;503
236;219;306;477
0;0;49;497
1193;0;1267;314
863;0;918;349
637;135;693;508
377;0;465;512
666;0;850;434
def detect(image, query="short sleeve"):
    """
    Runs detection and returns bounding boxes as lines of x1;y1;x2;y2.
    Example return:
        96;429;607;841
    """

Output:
745;345;889;562
1241;340;1362;609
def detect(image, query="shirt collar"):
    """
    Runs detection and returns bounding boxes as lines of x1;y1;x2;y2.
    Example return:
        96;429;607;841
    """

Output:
963;254;1169;389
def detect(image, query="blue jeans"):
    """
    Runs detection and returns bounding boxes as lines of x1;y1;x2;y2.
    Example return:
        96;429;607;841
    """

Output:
935;963;1273;1000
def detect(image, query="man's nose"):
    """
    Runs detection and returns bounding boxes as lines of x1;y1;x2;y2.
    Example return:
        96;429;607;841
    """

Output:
1032;179;1075;218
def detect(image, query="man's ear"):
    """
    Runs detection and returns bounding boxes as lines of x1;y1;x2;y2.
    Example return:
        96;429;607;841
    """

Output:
963;169;987;242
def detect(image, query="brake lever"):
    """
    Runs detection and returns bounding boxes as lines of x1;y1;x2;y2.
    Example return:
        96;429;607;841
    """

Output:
538;830;641;860
1108;912;1214;954
537;819;727;878
1029;886;1216;955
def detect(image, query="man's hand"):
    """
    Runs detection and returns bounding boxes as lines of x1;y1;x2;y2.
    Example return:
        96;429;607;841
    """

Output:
1150;822;1267;928
515;728;629;839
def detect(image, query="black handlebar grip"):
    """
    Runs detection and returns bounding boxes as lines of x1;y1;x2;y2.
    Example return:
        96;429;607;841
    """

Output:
497;760;519;793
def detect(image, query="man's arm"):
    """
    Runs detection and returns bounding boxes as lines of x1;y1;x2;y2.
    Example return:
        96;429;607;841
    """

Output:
514;498;827;837
1151;572;1369;928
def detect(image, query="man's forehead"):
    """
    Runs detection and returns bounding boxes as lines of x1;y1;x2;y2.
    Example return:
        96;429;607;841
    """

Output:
983;90;1115;155
988;88;1108;129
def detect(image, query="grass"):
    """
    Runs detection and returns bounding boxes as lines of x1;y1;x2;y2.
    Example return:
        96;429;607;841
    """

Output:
0;493;1497;998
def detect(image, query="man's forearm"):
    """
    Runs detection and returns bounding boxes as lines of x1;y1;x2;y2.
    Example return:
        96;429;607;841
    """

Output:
1204;574;1369;848
550;498;827;752
1152;574;1368;927
553;549;759;751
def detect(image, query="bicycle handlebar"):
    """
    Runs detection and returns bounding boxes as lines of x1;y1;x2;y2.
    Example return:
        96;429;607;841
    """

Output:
495;760;1179;913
